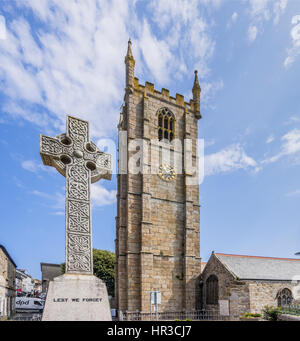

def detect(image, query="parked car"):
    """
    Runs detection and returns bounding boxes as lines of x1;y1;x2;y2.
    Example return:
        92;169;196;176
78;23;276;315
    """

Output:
15;297;44;312
39;292;46;300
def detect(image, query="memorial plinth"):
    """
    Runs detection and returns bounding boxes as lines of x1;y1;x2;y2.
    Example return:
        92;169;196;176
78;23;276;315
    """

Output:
42;274;111;321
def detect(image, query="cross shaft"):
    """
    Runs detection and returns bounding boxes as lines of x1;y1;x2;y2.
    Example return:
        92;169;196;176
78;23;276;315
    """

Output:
40;116;112;274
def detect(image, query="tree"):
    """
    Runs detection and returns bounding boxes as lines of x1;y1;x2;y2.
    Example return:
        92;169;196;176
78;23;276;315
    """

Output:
93;249;115;297
60;249;115;296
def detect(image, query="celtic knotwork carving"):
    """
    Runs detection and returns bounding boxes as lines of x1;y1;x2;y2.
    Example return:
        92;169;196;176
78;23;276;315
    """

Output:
69;164;88;183
69;118;88;138
41;136;62;155
68;200;90;233
73;135;85;150
83;152;95;161
69;216;89;233
96;153;111;170
69;200;89;216
68;253;91;272
62;146;73;154
68;234;90;253
55;160;67;169
68;180;89;200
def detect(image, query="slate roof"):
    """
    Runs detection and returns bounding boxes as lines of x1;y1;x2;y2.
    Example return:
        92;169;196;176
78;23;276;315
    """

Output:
215;253;300;281
0;245;17;268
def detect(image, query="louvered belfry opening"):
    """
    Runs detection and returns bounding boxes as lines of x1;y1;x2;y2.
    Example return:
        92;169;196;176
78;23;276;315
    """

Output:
157;107;175;142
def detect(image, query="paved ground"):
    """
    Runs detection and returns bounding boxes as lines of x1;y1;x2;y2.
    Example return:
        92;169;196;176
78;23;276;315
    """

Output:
12;312;42;321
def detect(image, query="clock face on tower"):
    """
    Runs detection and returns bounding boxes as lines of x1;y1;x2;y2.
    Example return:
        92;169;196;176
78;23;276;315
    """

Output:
158;164;176;182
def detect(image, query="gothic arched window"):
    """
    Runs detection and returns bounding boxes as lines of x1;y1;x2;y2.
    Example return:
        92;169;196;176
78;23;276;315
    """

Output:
157;107;175;142
277;288;293;307
206;275;219;305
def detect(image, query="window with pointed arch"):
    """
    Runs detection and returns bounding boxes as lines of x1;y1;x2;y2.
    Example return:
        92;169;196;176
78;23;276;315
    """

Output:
277;288;293;307
206;275;219;305
157;107;175;142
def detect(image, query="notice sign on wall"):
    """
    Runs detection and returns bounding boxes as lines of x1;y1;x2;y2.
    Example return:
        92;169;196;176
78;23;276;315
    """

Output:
219;300;229;316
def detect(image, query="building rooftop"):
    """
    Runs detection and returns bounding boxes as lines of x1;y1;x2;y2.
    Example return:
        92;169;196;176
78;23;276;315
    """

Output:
40;262;61;268
215;252;300;281
0;245;17;268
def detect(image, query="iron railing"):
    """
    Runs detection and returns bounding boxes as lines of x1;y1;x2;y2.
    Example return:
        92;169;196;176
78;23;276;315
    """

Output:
280;304;300;316
119;310;227;321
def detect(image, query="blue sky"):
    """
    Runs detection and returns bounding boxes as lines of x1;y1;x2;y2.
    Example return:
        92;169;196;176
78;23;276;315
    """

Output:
0;0;300;280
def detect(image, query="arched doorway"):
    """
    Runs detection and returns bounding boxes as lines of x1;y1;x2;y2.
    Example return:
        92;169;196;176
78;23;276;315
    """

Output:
206;275;219;305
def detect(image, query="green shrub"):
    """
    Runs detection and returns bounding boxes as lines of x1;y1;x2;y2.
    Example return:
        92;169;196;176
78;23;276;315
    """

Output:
241;312;262;318
263;306;280;321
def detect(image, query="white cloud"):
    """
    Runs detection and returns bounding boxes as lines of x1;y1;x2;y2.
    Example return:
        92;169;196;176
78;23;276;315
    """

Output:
248;25;258;42
91;183;116;207
139;20;173;84
31;189;54;200
262;128;300;164
200;80;224;107
285;189;300;197
0;0;219;137
0;0;132;138
22;160;44;173
199;0;224;9
205;144;259;176
273;0;288;24
266;135;275;144
147;0;197;30
146;0;216;79
53;211;64;216
0;15;6;40
281;129;300;155
284;15;300;68
247;0;288;42
249;0;272;20
21;159;56;174
205;139;216;148
285;115;300;125
31;188;65;214
232;12;238;22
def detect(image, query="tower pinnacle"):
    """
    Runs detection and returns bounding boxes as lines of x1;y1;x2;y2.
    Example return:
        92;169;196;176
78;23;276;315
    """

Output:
126;38;133;59
125;39;135;88
192;70;201;119
193;70;200;90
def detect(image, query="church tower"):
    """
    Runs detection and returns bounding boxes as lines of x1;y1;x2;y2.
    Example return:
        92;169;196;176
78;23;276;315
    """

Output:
115;40;202;314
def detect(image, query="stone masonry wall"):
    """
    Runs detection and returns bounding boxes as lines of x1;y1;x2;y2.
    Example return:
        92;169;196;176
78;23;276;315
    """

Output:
201;253;237;313
228;281;250;320
0;248;16;317
116;53;201;314
248;281;298;314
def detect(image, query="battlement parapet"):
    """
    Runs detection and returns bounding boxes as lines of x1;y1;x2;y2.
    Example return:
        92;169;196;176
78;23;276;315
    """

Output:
133;77;195;112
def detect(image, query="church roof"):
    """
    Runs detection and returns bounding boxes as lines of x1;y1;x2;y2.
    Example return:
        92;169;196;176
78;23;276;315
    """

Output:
215;253;300;281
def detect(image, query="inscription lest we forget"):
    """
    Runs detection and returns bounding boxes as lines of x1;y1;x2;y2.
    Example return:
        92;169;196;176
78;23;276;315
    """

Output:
53;298;103;302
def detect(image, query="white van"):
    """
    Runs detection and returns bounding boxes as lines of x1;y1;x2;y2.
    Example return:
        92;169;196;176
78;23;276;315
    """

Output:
15;297;44;312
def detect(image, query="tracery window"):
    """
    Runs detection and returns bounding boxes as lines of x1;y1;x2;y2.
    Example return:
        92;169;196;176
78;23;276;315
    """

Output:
206;275;219;305
157;107;175;142
277;288;293;307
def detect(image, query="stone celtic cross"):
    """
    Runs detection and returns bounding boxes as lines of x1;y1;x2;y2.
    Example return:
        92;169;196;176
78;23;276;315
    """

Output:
40;116;112;274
